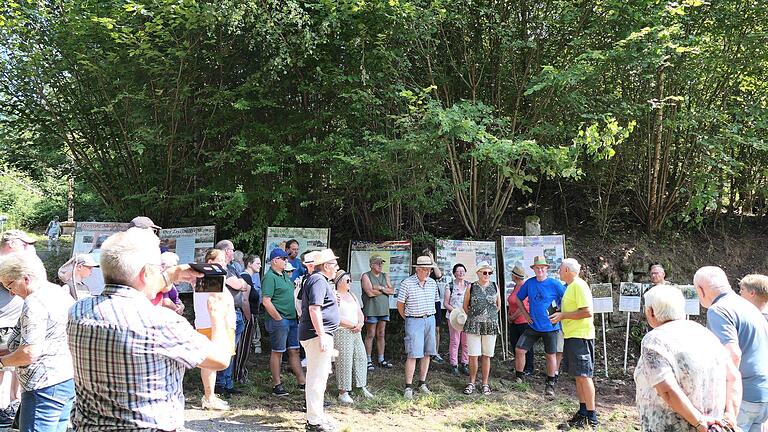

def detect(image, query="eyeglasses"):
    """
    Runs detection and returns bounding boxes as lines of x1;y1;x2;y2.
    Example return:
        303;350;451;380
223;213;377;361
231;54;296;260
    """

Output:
481;271;493;276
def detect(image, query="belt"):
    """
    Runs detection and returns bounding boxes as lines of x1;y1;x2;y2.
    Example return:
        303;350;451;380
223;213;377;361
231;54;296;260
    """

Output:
406;314;434;319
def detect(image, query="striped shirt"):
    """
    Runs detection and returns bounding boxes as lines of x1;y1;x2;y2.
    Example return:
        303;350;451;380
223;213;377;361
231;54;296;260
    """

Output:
68;284;210;431
397;275;439;317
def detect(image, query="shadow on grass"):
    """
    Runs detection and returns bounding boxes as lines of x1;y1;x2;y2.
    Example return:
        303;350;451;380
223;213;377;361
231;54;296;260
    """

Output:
185;413;295;432
459;415;546;432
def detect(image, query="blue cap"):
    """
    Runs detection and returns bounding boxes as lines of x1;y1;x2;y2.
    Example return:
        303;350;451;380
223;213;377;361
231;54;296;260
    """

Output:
269;248;289;261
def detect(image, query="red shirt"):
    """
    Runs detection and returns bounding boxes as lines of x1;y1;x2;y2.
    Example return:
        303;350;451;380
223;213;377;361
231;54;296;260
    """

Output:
507;282;530;325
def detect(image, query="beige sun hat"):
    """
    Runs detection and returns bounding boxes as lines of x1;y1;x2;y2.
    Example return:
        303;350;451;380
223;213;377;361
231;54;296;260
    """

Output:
476;261;494;274
313;249;339;265
412;255;438;268
449;308;468;332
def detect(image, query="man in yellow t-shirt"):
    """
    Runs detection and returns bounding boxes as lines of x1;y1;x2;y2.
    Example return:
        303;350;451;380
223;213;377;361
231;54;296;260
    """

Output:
549;258;598;430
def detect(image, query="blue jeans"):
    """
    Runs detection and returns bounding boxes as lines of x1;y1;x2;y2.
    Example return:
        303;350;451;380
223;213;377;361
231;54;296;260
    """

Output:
19;378;75;432
216;309;245;390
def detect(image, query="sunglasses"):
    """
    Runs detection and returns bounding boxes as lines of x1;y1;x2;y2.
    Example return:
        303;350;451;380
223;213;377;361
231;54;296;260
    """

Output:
481;271;493;276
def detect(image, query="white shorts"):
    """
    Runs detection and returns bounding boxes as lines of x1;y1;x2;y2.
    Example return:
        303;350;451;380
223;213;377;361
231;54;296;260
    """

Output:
466;334;497;357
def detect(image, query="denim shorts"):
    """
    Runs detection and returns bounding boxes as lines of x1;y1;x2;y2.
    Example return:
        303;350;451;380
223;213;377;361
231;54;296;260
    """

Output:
737;400;768;432
364;315;390;324
404;315;437;359
561;338;595;377
19;378;75;432
265;317;299;353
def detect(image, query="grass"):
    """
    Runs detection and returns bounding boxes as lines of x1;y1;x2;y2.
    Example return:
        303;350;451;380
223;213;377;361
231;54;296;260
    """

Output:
183;355;640;431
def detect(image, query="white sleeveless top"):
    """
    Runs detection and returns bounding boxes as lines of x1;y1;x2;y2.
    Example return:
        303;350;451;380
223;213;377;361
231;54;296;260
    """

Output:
338;292;359;325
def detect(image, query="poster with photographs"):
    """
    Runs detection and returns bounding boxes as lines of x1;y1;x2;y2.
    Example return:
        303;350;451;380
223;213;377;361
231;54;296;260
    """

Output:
348;240;412;309
591;283;614;314
676;284;700;316
72;222;131;256
159;226;216;293
500;235;566;297
264;227;330;262
435;239;499;309
618;282;645;312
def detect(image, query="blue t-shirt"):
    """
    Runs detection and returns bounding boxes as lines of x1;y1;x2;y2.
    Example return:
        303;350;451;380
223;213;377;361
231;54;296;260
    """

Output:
517;277;566;332
288;257;306;282
707;292;768;403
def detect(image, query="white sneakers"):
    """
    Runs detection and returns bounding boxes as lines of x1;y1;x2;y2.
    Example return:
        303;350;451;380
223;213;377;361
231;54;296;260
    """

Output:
338;392;354;404
359;387;374;399
403;387;414;400
201;395;229;411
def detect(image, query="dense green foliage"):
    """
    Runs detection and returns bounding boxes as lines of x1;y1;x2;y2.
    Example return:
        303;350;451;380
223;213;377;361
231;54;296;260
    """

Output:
1;0;766;249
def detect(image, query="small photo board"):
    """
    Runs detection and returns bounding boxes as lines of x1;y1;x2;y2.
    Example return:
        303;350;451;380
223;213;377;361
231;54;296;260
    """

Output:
618;282;644;312
591;283;614;314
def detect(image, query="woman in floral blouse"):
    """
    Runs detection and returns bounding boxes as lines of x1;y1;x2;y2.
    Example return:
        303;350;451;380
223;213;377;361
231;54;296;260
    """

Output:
462;261;501;395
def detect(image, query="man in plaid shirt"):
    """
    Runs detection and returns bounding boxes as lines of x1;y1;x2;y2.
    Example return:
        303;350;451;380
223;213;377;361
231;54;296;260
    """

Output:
68;228;233;431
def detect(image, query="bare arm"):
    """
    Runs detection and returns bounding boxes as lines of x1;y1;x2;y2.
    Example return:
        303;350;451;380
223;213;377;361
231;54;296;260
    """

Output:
397;301;406;319
723;342;742;368
462;284;473;312
382;273;395;295
724;354;741;426
515;296;532;324
550;305;593;324
198;293;235;370
444;285;453;312
361;273;379;297
308;304;331;352
0;344;42;367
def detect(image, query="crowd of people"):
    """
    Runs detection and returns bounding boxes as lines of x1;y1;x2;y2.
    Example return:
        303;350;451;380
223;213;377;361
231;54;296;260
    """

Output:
0;220;766;431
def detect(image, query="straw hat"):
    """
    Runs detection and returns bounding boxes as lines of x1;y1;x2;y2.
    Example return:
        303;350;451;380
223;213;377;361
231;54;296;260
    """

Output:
449;308;468;332
509;265;525;279
530;255;549;268
476;261;494;274
412;255;438;268
314;249;339;265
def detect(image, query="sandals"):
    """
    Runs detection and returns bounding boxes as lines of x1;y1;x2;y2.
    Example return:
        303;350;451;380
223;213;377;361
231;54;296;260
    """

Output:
378;360;394;369
481;384;491;395
367;361;375;371
463;383;475;395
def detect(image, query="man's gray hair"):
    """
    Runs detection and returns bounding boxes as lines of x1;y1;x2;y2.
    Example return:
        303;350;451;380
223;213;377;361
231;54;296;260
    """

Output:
693;266;731;293
644;285;685;322
0;252;47;283
215;240;233;251
100;228;161;286
740;274;768;300
561;258;581;275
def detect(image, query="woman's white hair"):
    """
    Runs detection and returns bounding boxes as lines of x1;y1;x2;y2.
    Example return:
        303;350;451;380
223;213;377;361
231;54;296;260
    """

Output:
644;285;686;322
100;228;161;286
160;251;180;267
561;258;581;275
0;252;47;283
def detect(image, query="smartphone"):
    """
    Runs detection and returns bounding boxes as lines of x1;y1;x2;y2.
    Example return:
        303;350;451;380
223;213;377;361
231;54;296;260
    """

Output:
189;263;227;293
195;275;225;293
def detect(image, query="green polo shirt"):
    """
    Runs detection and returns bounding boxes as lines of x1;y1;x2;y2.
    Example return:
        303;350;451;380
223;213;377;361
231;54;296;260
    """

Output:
262;267;297;320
